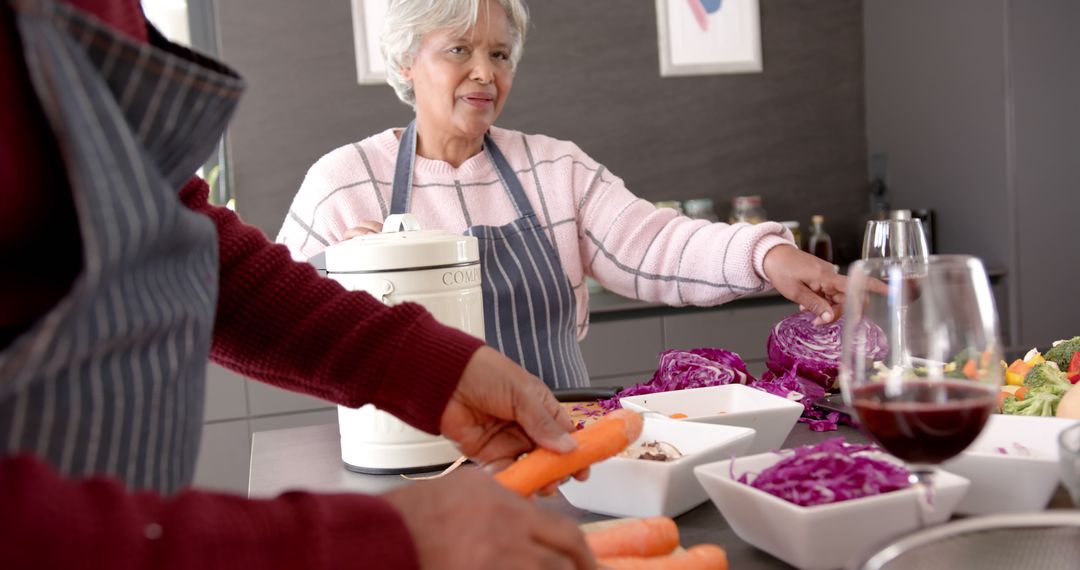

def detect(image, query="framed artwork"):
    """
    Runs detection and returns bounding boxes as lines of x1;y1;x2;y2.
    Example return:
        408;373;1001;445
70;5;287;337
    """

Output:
656;0;764;76
350;0;389;84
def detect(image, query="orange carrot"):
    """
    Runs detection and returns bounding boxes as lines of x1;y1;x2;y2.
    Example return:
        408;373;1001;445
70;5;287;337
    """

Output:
598;544;728;570
585;517;679;559
963;359;978;379
495;409;644;496
669;413;688;419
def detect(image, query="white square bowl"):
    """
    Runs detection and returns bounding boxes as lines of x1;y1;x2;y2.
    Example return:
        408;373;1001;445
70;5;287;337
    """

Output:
558;417;755;518
620;384;803;454
694;450;970;570
942;414;1077;515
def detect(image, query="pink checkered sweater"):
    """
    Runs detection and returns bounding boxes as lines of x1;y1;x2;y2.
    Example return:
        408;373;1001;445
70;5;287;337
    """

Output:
277;127;794;339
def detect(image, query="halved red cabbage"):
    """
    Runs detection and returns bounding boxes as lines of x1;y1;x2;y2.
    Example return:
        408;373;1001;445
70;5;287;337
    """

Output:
766;311;887;390
738;438;909;506
599;348;754;411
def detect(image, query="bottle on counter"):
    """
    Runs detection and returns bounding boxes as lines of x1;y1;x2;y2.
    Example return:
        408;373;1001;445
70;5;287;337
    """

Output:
729;195;767;224
684;198;719;222
808;215;833;263
780;221;803;251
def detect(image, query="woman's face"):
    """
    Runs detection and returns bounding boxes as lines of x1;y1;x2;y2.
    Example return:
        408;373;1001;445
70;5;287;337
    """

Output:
403;0;515;141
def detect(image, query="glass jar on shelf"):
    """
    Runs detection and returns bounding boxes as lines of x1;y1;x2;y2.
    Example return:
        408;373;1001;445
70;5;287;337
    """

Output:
729;195;767;224
807;214;834;263
683;198;719;222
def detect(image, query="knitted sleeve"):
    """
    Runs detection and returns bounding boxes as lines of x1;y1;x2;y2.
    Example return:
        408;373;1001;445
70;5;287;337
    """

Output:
275;146;387;261
0;454;420;570
180;177;484;434
570;149;794;306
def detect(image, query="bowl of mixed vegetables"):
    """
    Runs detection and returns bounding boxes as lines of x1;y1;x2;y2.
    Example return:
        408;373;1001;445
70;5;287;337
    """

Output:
995;337;1080;419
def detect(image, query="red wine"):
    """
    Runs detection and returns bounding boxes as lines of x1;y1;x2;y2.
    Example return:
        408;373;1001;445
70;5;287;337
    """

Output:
852;380;994;464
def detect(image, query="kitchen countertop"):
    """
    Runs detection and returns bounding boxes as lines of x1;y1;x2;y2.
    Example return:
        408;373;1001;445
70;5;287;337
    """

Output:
248;414;1069;569
588;265;1007;319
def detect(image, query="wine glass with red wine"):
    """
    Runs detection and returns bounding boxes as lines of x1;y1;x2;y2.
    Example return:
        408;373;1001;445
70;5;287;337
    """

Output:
839;255;1002;527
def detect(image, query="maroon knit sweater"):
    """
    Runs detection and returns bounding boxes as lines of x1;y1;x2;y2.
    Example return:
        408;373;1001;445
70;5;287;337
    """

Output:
0;1;484;568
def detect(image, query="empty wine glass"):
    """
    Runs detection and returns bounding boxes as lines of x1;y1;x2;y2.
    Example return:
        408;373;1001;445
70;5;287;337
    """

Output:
862;218;929;261
839;255;1002;527
862;217;930;366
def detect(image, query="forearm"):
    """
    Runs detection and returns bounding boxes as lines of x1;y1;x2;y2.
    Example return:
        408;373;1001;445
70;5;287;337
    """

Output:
0;455;419;570
180;178;484;433
579;178;793;306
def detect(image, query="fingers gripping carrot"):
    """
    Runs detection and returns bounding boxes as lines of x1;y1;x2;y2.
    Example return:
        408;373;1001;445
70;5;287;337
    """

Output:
599;544;729;570
495;409;644;497
586;517;679;559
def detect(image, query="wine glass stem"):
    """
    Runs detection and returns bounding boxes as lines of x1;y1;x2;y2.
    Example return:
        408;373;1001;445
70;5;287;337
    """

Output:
909;467;936;528
892;306;908;365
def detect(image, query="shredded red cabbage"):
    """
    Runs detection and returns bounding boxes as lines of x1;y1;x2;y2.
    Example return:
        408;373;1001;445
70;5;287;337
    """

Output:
799;410;844;432
738;438;910;506
749;368;826;412
599;348;754;411
766;311;888;390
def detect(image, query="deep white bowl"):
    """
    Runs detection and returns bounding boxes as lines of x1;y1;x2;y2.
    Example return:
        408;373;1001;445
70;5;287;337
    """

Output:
694;450;970;570
620;384;803;454
942;414;1077;515
558;417;755;518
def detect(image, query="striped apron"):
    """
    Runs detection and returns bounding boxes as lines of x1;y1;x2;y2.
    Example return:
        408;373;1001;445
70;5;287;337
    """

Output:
0;0;243;493
390;121;589;389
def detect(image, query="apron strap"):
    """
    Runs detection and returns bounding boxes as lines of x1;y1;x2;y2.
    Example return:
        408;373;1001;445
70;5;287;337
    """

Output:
389;121;534;219
482;131;532;219
389;121;419;215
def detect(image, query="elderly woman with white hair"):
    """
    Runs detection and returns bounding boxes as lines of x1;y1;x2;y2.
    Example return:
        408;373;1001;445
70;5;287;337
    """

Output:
278;0;845;390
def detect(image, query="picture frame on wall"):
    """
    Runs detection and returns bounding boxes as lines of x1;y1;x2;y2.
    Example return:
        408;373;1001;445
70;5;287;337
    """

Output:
656;0;764;76
350;0;389;85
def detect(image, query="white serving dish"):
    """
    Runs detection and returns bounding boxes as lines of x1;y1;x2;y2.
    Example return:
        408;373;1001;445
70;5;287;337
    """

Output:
620;384;803;454
694;450;970;570
942;414;1077;515
558;417;755;518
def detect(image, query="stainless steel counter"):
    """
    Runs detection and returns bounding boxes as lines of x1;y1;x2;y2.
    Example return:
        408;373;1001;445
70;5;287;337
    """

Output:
248;417;1068;569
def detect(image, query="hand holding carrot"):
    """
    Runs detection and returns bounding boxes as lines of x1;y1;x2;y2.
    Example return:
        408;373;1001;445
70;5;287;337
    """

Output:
495;409;644;497
440;346;582;475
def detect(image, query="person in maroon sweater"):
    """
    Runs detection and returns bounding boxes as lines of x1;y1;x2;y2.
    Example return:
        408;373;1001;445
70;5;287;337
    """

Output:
0;1;594;568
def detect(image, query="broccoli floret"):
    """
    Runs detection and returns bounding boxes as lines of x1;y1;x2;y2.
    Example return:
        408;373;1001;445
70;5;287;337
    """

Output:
1023;362;1071;397
1001;392;1059;417
1045;337;1080;371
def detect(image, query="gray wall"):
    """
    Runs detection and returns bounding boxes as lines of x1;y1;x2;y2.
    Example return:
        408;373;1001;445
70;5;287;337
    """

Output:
864;0;1080;348
218;0;869;261
1009;1;1080;346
